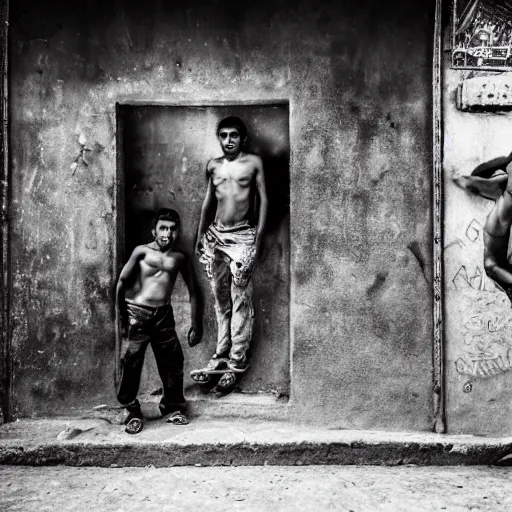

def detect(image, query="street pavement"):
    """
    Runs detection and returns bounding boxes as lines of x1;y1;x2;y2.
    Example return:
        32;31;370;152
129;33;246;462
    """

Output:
1;465;511;511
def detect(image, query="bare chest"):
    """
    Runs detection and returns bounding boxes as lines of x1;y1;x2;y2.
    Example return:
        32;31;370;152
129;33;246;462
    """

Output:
140;252;180;277
211;161;254;189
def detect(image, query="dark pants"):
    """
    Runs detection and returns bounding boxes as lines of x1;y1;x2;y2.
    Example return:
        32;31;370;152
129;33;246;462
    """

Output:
117;302;185;414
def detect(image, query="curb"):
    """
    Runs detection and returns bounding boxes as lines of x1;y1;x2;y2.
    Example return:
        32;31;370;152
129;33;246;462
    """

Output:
2;438;512;467
2;417;512;467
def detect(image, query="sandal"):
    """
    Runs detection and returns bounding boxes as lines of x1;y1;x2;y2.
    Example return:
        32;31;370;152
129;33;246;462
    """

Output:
227;360;249;373
191;356;227;384
165;411;189;425
191;372;212;384
217;371;237;391
125;417;144;434
206;356;228;371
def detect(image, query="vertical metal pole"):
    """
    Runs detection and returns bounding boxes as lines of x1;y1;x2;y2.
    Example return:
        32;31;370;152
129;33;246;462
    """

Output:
0;0;10;425
432;0;446;434
114;103;125;387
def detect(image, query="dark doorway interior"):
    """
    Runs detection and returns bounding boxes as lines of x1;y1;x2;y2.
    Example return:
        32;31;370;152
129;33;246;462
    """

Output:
118;104;290;398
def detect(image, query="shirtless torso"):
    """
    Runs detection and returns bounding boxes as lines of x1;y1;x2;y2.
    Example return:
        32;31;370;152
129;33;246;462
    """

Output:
471;157;512;289
195;125;268;254
209;152;262;225
116;217;200;343
126;244;184;307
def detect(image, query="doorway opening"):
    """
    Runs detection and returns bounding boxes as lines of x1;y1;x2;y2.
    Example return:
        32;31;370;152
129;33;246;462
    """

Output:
116;103;290;403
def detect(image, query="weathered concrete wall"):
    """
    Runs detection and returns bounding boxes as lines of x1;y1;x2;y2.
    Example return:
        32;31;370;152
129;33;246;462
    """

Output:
9;0;434;430
444;64;512;435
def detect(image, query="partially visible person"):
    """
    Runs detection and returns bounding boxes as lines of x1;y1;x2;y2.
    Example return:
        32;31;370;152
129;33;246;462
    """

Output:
457;151;512;302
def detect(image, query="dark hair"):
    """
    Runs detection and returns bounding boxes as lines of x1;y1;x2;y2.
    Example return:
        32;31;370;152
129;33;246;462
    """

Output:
152;208;180;229
217;116;247;140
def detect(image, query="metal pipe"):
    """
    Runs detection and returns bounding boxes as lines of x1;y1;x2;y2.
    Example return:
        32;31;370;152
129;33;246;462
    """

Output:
432;0;446;434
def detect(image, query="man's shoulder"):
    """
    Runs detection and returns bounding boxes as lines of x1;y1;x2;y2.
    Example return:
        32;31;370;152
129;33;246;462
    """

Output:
208;156;224;169
242;152;262;167
168;250;186;262
243;152;261;160
131;244;150;257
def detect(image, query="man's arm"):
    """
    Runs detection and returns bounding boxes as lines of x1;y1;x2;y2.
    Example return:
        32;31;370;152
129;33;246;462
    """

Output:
254;156;268;255
471;152;512;178
179;255;203;347
195;162;215;256
116;246;144;325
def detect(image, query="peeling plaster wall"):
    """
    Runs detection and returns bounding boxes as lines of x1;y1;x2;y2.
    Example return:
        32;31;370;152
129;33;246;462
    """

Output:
10;0;433;430
444;63;512;435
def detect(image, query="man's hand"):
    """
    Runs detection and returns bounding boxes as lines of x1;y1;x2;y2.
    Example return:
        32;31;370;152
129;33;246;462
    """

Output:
187;325;203;347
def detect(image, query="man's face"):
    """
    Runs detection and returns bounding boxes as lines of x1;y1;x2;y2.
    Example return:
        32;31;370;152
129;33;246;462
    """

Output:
218;127;242;156
152;219;179;250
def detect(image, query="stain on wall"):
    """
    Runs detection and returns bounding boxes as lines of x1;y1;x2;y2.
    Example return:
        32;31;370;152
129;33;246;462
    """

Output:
9;0;433;431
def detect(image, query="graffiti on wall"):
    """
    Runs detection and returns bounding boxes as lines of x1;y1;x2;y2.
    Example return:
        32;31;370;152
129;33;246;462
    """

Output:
452;0;512;69
448;219;512;379
455;298;512;379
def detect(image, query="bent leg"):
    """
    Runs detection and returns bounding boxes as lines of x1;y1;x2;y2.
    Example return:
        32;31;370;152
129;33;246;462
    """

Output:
485;260;512;286
484;253;512;304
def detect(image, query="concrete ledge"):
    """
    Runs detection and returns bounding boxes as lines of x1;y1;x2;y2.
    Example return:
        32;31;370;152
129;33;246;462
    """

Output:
2;418;512;467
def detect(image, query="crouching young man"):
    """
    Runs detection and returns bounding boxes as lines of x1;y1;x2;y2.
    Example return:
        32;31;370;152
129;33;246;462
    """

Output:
116;208;202;432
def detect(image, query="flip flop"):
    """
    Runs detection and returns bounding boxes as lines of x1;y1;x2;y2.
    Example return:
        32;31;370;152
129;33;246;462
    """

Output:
125;417;144;434
166;411;189;425
217;371;236;391
191;372;212;384
227;361;249;373
206;357;228;371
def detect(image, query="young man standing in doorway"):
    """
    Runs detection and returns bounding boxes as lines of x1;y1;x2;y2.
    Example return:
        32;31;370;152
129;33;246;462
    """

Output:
193;116;268;391
116;208;202;432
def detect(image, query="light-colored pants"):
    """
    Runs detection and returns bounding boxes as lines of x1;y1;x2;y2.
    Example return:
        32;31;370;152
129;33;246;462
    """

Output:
199;221;256;364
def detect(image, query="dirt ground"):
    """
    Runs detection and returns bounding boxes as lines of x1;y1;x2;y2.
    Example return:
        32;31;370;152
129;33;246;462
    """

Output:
1;465;511;511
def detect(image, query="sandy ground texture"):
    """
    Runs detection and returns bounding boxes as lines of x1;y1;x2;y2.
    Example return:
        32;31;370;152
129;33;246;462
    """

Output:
1;465;511;511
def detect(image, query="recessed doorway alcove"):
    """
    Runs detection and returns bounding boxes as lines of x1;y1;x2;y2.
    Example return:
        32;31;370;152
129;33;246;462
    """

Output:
116;103;290;405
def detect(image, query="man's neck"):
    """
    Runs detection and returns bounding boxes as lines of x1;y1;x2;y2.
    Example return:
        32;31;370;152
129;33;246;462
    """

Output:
149;241;173;254
224;151;243;162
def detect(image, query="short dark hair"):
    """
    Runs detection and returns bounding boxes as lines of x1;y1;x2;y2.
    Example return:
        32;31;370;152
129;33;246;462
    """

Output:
217;116;247;140
152;208;180;230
